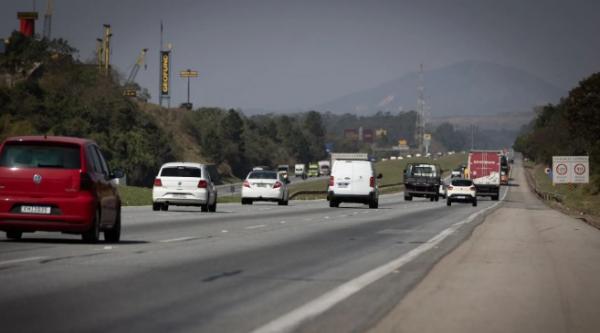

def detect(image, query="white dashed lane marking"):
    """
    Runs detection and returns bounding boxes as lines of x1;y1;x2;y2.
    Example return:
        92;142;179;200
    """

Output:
159;237;197;243
0;256;46;266
246;224;267;230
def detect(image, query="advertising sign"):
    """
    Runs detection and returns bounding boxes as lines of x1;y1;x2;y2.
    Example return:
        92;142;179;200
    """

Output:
179;69;199;78
160;51;170;96
552;156;589;184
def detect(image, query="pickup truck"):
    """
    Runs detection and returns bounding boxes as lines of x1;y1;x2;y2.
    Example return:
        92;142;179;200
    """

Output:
403;163;442;201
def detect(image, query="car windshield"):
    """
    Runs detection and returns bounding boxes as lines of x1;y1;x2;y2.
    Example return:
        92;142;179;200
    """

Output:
411;166;435;176
0;143;81;169
452;179;472;186
249;171;277;179
161;166;201;177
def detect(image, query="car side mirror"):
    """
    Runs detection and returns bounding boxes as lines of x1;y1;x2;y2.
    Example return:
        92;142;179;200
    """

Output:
377;173;383;179
110;169;124;179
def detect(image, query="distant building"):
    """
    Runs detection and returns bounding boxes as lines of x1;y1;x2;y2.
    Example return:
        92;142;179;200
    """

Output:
375;128;388;139
362;129;374;143
344;128;359;141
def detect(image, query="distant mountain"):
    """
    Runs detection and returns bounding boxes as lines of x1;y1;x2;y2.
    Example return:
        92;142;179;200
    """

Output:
315;60;565;116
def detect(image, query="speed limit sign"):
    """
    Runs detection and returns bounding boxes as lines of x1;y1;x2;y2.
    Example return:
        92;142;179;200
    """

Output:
574;163;586;175
552;156;589;184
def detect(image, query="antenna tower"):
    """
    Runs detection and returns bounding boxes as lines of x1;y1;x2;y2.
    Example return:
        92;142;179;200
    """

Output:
416;64;426;153
42;0;52;39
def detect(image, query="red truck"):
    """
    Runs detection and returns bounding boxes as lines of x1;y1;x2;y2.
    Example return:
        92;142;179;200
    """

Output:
468;150;501;200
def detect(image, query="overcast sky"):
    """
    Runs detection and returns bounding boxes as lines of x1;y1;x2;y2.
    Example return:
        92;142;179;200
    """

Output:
2;0;600;111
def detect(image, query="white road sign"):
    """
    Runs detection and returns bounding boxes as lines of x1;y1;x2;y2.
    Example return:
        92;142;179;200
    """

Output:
552;156;589;184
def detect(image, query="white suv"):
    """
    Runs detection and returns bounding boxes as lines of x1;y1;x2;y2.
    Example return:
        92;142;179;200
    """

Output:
327;156;382;208
152;162;218;212
446;178;477;207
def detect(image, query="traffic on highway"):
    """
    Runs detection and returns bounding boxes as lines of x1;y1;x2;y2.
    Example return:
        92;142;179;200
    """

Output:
0;135;515;332
2;1;600;332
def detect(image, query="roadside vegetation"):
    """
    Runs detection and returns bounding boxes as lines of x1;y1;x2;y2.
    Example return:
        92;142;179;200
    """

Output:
525;161;600;218
514;72;600;217
1;32;478;197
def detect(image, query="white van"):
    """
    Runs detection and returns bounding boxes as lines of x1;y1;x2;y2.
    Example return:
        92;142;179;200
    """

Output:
327;154;382;208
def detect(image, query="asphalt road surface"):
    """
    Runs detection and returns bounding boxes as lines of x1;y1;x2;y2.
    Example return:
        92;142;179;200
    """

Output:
1;180;507;332
371;158;600;333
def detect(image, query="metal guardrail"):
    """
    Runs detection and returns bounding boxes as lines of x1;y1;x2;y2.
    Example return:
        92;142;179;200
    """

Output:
523;166;564;203
215;183;242;197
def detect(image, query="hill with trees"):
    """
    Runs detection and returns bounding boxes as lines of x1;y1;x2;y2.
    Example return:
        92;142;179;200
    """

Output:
1;32;492;185
514;72;600;190
0;32;329;185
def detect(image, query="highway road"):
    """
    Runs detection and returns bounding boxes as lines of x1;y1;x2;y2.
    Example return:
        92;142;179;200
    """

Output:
0;179;507;332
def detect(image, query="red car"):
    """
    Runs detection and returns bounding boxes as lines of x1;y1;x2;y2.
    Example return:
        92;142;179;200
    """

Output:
0;136;123;243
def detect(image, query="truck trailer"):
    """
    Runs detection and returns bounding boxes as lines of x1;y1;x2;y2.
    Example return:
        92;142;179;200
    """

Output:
468;150;501;200
318;160;331;176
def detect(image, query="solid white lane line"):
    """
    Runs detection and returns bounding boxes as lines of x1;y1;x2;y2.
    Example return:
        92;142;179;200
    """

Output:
159;236;197;243
0;256;46;266
252;185;508;333
246;224;267;230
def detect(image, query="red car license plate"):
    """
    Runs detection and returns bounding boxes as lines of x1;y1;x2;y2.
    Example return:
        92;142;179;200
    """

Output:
21;206;51;214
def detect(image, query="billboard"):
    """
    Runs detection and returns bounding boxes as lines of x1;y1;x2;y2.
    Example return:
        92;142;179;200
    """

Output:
363;129;374;143
552;156;589;184
344;129;358;141
160;51;170;96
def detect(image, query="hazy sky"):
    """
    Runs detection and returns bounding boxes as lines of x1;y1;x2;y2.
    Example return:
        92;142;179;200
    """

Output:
2;0;600;111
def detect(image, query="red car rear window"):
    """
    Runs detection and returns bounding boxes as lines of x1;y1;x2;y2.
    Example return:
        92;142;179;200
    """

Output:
0;143;81;169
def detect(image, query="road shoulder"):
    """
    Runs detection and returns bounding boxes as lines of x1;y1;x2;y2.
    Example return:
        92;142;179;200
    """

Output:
370;162;600;333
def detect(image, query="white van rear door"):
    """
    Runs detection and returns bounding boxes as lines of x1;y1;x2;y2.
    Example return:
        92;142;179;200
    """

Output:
351;161;372;195
332;160;354;194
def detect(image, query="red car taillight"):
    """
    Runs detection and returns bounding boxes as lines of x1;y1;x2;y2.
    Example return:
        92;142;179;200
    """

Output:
273;181;282;189
243;180;251;188
470;186;476;191
447;185;454;190
329;176;334;187
198;180;208;188
153;178;162;187
80;172;93;191
370;176;375;188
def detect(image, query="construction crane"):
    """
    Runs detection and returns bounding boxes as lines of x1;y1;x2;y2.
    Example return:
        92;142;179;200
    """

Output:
123;48;148;97
42;0;52;39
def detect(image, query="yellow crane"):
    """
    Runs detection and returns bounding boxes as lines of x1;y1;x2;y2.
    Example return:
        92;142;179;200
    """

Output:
123;48;148;97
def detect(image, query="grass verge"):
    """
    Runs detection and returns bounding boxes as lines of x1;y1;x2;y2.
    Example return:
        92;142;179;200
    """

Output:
118;185;153;206
525;161;600;218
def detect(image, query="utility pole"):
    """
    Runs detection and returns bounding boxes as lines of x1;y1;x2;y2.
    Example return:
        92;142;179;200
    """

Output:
102;24;112;76
96;38;103;71
470;124;475;150
416;64;426;154
42;0;52;39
